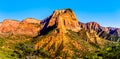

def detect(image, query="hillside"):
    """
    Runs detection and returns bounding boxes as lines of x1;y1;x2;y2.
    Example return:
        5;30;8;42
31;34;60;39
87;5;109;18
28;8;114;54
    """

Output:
0;9;120;59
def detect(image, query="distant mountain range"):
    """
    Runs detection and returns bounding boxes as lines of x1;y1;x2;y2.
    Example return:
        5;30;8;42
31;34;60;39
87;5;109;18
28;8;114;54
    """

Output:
0;8;120;59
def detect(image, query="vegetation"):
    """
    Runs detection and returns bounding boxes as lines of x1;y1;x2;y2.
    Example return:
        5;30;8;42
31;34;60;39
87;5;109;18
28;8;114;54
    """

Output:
84;43;120;59
0;37;6;46
0;29;120;59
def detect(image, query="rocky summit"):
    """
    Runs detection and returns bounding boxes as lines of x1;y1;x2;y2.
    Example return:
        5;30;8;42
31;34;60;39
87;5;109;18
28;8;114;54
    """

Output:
0;9;120;59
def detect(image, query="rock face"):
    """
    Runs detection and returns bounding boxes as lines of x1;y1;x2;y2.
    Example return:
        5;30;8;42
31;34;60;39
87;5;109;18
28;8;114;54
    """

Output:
86;22;101;31
0;20;19;33
79;22;102;32
14;22;41;36
40;9;80;35
0;19;41;37
78;16;120;41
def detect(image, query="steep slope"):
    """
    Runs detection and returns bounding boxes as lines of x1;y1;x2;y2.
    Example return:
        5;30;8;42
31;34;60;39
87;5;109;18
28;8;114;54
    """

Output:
35;9;81;58
33;9;110;58
79;21;120;42
40;9;80;35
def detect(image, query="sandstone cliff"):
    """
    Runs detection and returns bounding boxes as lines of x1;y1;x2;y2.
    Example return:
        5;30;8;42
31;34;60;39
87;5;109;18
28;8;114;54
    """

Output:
40;9;80;35
0;19;41;37
0;20;19;33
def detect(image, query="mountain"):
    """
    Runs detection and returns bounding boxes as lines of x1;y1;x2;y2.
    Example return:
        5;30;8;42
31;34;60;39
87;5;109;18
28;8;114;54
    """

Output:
0;18;41;37
40;9;80;35
34;9;106;58
79;21;120;42
0;8;120;59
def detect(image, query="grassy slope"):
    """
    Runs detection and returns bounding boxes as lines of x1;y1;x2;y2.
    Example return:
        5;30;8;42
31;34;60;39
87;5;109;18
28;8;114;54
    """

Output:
0;35;33;59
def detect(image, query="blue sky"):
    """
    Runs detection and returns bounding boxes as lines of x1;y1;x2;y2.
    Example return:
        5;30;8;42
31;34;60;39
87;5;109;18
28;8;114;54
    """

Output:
0;0;120;27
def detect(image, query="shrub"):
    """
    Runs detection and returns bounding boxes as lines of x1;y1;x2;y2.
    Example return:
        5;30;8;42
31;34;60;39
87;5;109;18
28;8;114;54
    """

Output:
84;43;120;59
